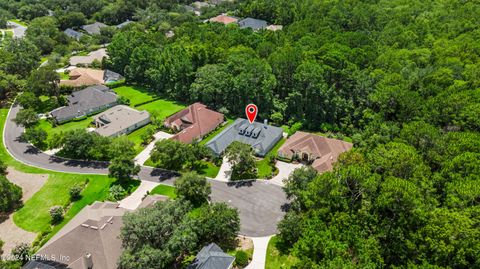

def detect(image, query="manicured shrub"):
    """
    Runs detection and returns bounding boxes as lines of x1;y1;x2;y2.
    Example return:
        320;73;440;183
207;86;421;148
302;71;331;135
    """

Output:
108;184;126;201
234;250;249;268
49;205;64;224
69;184;83;201
11;242;31;265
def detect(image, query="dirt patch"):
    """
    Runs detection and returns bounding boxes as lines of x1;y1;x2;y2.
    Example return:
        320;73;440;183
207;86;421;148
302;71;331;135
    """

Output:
237;235;254;251
0;168;48;255
6;167;48;201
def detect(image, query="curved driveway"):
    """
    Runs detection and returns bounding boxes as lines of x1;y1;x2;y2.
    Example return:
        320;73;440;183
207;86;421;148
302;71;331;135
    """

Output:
4;104;287;236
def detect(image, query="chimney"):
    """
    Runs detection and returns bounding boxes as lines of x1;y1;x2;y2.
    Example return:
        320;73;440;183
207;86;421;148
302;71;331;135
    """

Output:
83;253;93;269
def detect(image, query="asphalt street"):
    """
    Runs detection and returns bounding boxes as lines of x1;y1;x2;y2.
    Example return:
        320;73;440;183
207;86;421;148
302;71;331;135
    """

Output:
4;104;287;236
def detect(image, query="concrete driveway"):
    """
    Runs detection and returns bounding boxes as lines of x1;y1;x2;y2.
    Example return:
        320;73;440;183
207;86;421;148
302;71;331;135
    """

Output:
135;131;173;165
269;161;303;186
214;156;232;182
119;180;160;210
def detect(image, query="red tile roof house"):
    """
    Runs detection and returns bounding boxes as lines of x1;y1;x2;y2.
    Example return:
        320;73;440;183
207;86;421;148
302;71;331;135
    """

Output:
277;131;353;173
164;102;224;144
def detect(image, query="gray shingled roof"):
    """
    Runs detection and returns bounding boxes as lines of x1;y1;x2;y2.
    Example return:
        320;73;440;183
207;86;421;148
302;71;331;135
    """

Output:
64;28;83;40
50;85;117;123
104;69;124;82
188;243;235;269
206;118;283;157
238;17;268;30
81;22;108;35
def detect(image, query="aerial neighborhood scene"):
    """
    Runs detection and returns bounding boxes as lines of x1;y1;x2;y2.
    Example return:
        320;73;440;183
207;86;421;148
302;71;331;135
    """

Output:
0;0;479;268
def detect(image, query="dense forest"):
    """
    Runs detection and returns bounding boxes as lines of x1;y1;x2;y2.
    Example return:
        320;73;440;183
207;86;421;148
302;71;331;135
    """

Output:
0;0;479;268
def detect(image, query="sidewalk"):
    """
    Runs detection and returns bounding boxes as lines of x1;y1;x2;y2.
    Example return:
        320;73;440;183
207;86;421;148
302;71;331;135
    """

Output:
214;157;232;182
245;236;273;269
118;180;159;210
135;131;173;165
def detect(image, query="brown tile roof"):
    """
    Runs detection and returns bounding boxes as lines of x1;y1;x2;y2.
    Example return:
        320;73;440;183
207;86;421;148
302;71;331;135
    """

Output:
209;14;239;25
165;102;224;144
59;68;105;87
278;131;353;173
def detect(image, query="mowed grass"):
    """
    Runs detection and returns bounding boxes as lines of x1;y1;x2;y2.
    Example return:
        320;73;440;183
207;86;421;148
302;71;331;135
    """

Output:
150;184;177;199
10;19;28;27
14;174;114;232
57;72;69;80
114;85;156;107
38;117;93;140
126;125;152;154
0;108;115;243
136;99;185;120
256;158;274;178
256;138;286;179
195;160;220;178
265;236;298;269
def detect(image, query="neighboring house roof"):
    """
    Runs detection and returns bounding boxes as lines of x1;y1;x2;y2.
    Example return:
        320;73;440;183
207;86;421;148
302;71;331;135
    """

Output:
12;26;27;38
50;85;117;122
188;243;235;269
60;68;105;87
238;17;268;30
266;25;283;31
70;48;108;66
278;131;353;173
64;28;84;40
23;201;127;269
7;21;27;38
165;102;224;144
138;194;169;209
93;105;150;137
209;0;233;4
209;14;239;25
116;20;133;29
206;118;283;157
104;69;124;82
81;22;108;35
192;1;212;10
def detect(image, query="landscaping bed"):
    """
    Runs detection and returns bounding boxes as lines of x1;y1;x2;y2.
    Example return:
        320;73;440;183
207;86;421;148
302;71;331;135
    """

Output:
265;236;298;269
149;184;177;199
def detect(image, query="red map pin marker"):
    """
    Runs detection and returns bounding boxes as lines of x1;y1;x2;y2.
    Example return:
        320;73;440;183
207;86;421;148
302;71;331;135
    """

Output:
245;104;258;124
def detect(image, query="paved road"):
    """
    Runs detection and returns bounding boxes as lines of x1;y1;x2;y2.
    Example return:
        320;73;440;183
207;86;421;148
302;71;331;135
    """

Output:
4;104;287;236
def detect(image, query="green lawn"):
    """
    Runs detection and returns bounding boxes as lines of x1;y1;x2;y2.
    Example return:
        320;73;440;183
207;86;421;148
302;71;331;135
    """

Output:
0;108;116;247
57;72;69;80
38;117;93;140
199;118;234;145
150;184;177;199
114;85;157;107
14;174;114;233
195;160;220;178
126;124;152;154
10;19;27;27
4;30;13;38
256;138;286;179
256;158;274;178
265;236;298;269
136;99;185;120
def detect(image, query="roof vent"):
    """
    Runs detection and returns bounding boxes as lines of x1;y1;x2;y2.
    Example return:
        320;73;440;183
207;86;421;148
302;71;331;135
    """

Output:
83;253;93;269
